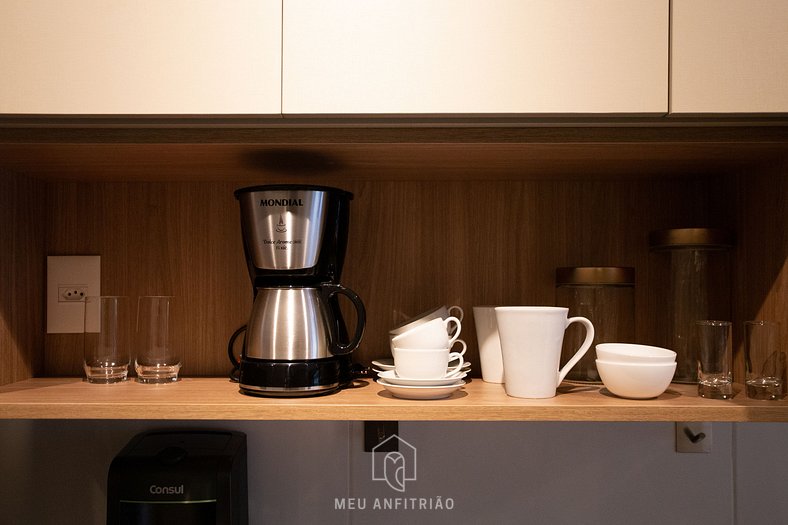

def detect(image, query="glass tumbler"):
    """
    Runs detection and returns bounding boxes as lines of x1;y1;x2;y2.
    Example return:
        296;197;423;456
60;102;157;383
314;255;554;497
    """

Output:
135;295;181;383
83;296;130;383
745;321;786;400
696;320;733;399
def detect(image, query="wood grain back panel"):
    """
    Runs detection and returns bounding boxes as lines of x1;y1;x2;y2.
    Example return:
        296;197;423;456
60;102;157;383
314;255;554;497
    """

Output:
43;174;740;377
733;157;788;381
0;133;783;388
45;182;251;377
0;170;45;385
345;177;736;371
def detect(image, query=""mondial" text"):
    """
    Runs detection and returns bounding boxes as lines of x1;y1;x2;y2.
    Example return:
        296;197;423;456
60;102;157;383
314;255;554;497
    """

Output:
259;198;303;207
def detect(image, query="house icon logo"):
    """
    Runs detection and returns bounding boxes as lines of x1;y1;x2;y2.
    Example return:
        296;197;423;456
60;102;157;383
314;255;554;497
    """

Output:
371;435;417;493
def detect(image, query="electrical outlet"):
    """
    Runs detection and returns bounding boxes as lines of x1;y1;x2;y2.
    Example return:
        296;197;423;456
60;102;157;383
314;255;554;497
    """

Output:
58;286;88;302
47;256;100;333
364;421;399;452
676;422;712;453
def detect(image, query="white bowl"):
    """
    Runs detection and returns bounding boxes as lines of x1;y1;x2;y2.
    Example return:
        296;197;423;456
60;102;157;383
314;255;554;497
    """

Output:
596;343;676;364
596;359;676;399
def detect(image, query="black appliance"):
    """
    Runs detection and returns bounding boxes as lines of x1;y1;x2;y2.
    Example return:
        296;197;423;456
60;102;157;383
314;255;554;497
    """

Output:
107;430;247;525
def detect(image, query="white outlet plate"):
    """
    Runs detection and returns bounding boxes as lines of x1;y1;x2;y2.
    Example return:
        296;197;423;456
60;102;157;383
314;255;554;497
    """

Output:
675;422;712;453
46;256;101;334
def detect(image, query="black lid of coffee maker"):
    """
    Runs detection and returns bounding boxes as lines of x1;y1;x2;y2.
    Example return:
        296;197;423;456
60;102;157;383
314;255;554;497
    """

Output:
234;184;353;200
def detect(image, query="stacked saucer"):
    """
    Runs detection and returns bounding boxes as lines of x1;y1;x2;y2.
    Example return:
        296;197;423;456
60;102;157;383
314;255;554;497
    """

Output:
376;369;468;400
372;357;472;374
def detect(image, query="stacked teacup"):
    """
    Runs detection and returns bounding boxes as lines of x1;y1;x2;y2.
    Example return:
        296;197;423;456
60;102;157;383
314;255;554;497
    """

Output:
376;306;470;399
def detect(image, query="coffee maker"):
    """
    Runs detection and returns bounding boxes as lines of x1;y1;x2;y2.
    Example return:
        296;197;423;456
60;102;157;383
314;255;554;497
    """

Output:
229;185;366;397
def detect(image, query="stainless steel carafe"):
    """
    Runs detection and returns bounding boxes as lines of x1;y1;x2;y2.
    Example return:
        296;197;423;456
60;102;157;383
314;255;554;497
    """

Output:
245;286;365;361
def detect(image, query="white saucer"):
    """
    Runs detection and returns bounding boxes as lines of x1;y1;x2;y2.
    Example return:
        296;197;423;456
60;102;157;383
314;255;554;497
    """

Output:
377;379;465;400
371;359;395;371
377;370;467;386
373;366;472;377
372;358;472;372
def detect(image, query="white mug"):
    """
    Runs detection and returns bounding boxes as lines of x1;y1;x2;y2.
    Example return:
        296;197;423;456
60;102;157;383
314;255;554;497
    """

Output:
473;306;504;383
390;316;462;350
495;306;594;398
392;347;465;379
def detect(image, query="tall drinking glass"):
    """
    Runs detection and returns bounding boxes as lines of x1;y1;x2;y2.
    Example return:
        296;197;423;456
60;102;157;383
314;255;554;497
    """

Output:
696;320;733;399
83;296;130;383
135;296;181;383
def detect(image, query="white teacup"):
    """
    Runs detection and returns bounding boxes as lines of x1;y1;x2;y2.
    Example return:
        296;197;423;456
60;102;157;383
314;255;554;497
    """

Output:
389;305;464;336
392;347;465;379
390;316;462;350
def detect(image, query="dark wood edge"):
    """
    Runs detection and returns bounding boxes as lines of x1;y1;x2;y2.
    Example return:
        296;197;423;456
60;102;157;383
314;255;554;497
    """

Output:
1;117;788;144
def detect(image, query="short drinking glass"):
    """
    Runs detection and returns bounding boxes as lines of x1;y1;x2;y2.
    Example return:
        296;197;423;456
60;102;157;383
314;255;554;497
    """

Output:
745;321;785;400
696;320;733;399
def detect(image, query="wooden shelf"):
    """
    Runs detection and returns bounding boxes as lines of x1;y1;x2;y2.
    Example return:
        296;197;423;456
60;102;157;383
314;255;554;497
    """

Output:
1;123;787;182
1;377;787;422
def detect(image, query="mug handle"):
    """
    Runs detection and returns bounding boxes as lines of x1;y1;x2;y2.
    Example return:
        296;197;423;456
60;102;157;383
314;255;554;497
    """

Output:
450;338;467;357
227;324;246;382
557;317;595;385
448;305;464;322
446;351;464;377
444;315;462;345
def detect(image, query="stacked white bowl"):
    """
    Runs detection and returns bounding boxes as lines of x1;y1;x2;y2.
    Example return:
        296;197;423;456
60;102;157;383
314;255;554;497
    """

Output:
595;343;677;399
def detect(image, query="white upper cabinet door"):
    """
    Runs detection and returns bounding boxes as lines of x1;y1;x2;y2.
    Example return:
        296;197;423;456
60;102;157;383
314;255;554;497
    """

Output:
672;0;788;114
282;0;668;116
0;1;281;115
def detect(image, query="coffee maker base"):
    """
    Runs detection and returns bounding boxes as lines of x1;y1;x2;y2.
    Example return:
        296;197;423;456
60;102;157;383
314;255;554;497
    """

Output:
238;357;345;398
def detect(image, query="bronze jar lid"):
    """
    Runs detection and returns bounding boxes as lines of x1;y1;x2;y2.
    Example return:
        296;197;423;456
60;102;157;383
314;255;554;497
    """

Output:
556;267;635;286
649;228;734;249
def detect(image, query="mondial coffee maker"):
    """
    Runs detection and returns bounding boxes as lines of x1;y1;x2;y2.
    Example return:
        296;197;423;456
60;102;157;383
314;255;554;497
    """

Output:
230;185;366;396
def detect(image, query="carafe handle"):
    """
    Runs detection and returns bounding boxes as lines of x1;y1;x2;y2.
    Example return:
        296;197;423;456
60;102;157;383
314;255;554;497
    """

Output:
227;324;246;382
320;283;366;356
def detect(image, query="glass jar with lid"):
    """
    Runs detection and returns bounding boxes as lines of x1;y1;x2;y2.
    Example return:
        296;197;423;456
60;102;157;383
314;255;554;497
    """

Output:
648;228;734;383
556;267;635;382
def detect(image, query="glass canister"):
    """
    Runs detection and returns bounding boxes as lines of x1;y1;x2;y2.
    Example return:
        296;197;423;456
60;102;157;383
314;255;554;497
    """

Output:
648;228;734;383
556;267;635;382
